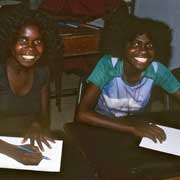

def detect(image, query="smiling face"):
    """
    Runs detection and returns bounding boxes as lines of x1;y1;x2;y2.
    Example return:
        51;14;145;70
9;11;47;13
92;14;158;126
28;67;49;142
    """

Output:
124;33;155;72
11;23;44;68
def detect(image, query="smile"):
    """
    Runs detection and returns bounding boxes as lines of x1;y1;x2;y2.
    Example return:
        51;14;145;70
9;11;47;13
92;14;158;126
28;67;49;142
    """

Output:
22;55;36;62
134;57;148;63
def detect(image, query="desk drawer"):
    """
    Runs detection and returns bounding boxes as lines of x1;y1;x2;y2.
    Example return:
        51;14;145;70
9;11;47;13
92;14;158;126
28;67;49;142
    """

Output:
62;33;100;57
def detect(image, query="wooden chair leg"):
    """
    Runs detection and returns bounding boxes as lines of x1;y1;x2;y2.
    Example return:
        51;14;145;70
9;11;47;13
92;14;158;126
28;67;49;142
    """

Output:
55;72;62;111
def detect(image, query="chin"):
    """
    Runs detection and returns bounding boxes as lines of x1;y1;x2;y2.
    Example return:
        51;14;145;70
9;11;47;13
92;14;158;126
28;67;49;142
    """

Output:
20;62;37;68
136;65;150;72
133;61;152;71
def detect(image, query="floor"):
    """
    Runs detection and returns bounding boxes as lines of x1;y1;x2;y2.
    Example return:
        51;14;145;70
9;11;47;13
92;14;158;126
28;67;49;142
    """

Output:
50;73;80;131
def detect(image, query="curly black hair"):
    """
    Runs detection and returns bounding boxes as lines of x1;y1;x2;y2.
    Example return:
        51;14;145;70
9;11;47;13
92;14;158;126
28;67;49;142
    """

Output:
0;4;62;77
101;14;172;66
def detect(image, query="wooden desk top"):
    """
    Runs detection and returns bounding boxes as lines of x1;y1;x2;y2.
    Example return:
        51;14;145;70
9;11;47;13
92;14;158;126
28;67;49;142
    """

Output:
65;112;180;180
0;131;97;180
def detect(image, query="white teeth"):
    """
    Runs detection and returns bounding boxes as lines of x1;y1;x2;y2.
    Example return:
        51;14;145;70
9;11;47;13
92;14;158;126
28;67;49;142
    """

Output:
22;55;35;60
134;57;147;63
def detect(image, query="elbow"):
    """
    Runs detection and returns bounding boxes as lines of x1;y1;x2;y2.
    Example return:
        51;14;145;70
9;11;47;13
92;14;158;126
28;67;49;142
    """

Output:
75;108;85;123
75;106;90;124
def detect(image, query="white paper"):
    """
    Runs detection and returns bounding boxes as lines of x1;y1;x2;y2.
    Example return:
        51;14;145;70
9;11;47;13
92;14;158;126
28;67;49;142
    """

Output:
86;18;104;28
139;125;180;156
0;136;63;172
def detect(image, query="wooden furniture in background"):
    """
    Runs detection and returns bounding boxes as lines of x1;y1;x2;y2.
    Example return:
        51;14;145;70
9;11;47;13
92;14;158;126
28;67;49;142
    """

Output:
54;25;101;110
52;0;136;110
61;26;101;74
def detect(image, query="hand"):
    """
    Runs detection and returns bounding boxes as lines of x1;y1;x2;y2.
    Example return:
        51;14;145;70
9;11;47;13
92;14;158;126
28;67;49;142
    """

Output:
12;144;42;165
22;122;55;151
131;122;166;143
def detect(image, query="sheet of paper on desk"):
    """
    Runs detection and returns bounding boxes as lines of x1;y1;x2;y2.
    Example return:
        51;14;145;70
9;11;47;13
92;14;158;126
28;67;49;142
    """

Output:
139;125;180;156
0;136;63;172
86;18;104;28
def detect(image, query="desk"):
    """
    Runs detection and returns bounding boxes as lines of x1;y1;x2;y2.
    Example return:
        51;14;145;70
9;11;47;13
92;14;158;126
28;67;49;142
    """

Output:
55;26;101;110
65;112;180;180
0;131;97;180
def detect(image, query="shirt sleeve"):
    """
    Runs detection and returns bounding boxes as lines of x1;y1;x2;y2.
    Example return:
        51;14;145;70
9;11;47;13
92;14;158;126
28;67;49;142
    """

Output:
87;55;112;90
154;63;180;94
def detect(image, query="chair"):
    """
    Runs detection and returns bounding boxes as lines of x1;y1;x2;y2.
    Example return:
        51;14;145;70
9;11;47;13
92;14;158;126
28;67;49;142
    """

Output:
148;86;169;112
167;67;180;112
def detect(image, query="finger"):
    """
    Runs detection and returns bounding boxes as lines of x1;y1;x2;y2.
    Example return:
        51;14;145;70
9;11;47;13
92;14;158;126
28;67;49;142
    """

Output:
144;132;158;143
154;125;166;141
45;136;56;143
36;138;44;152
41;137;52;149
30;139;35;146
142;126;160;143
146;126;165;143
26;145;40;153
149;124;166;137
133;127;156;143
22;134;29;144
24;152;42;165
148;124;166;143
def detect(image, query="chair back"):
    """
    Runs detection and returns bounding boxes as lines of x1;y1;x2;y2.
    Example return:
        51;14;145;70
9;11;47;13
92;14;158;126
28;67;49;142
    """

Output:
168;67;180;111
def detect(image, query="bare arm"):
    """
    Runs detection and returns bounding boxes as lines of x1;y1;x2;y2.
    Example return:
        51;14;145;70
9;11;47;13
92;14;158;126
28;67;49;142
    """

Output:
0;139;42;165
172;88;180;103
76;83;133;131
23;73;55;151
40;82;50;128
75;83;166;143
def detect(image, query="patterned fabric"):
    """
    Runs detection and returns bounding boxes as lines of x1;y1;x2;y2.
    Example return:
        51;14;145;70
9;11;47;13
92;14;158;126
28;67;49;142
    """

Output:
87;55;180;117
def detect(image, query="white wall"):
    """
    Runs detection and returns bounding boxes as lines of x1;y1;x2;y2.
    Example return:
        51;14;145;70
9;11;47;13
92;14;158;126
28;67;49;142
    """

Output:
135;0;180;70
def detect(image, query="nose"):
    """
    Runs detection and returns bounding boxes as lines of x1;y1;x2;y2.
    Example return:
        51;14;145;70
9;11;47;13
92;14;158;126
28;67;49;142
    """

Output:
26;41;34;48
139;44;148;55
25;41;37;53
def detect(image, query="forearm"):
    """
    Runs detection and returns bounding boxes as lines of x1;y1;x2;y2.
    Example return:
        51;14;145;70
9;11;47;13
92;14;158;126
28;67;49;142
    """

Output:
76;110;134;133
40;113;50;129
32;113;50;130
76;110;167;142
0;140;43;165
0;139;17;157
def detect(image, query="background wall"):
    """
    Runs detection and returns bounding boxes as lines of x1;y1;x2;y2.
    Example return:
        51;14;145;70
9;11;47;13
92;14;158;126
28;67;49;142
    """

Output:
135;0;180;70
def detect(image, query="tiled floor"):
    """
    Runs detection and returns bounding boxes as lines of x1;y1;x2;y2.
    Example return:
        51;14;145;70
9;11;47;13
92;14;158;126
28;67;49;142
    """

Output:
50;73;80;131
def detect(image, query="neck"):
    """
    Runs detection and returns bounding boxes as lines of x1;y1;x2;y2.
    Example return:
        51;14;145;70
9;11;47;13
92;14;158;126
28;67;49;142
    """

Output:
6;57;33;75
123;61;142;84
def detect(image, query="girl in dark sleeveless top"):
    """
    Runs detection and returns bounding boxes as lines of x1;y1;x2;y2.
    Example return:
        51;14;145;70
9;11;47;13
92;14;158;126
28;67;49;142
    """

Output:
0;5;61;165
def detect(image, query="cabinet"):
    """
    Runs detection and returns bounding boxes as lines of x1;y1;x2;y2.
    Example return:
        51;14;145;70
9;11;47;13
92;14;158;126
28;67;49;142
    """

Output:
55;26;101;110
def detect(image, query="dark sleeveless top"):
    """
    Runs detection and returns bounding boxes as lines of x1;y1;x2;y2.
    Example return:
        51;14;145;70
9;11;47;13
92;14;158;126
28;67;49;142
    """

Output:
0;64;48;116
0;65;49;134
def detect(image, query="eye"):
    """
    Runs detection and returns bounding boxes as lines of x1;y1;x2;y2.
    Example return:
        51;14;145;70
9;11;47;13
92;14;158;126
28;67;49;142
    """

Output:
17;38;27;45
133;42;139;47
34;39;43;46
131;41;140;48
146;43;153;49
